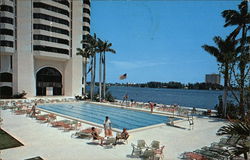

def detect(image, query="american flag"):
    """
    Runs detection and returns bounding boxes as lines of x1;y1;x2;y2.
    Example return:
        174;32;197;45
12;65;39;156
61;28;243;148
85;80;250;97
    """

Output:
119;73;127;80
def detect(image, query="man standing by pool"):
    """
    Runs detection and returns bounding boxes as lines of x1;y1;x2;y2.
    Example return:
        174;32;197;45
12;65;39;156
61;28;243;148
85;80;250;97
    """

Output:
148;101;155;113
103;116;112;137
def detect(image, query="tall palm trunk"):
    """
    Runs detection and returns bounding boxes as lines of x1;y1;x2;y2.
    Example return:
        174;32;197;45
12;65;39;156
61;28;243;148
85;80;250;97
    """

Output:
90;55;96;100
239;24;247;118
83;57;87;95
99;52;102;102
103;52;106;99
223;64;229;118
90;56;94;100
239;62;246;118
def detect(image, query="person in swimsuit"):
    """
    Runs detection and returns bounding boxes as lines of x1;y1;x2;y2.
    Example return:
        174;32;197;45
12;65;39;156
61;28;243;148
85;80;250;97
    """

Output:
91;127;104;146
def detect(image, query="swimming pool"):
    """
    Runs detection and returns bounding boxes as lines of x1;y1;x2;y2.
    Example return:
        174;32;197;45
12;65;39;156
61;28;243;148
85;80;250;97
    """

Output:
38;103;175;130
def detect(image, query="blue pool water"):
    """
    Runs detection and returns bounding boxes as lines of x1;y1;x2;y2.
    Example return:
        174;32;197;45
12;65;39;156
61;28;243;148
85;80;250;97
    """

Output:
38;103;174;130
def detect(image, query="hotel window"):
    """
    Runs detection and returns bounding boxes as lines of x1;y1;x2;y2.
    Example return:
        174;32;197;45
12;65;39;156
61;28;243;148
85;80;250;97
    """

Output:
83;26;90;32
33;13;69;26
0;41;13;47
33;24;69;36
10;55;12;69
52;0;69;7
33;45;69;55
0;72;12;82
0;17;13;24
0;29;13;36
33;34;69;45
83;17;90;24
0;5;13;13
33;2;69;17
83;8;90;15
83;0;90;6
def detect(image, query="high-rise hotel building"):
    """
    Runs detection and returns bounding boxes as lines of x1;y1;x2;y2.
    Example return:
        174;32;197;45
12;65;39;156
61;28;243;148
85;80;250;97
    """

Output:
0;0;91;98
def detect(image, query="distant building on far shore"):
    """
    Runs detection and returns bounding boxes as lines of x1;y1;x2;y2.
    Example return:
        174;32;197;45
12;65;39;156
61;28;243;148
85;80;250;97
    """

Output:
205;74;220;85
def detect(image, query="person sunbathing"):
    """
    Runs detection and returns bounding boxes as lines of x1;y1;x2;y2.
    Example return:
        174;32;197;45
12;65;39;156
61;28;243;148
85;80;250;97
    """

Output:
115;128;129;144
91;127;104;146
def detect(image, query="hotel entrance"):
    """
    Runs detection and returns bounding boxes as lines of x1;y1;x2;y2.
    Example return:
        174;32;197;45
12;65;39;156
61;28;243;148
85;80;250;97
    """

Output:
36;67;62;96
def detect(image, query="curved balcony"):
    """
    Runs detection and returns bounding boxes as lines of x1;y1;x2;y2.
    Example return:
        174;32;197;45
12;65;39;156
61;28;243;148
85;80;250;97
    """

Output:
0;35;14;41
33;40;69;50
1;0;14;6
0;12;14;19
33;8;70;25
34;0;70;11
33;18;69;31
0;23;14;30
34;50;70;62
0;82;12;88
0;46;14;54
33;29;69;41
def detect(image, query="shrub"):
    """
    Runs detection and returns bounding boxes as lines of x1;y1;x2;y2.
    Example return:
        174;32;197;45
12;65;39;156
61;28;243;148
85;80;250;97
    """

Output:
215;95;240;119
12;91;27;99
105;91;115;102
215;95;223;117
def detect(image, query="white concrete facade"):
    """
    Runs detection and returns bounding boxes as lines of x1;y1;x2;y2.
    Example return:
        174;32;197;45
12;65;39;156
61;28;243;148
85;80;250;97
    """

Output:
0;0;88;97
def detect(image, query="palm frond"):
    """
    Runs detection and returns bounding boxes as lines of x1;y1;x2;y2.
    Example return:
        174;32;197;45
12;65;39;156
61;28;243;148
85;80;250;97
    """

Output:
239;0;248;16
87;66;92;74
107;48;116;54
97;40;116;54
228;26;242;40
217;121;250;138
202;45;222;61
229;144;250;158
222;10;241;27
246;36;250;44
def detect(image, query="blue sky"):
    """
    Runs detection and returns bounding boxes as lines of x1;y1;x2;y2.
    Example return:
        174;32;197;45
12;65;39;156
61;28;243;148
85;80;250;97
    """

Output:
90;0;241;84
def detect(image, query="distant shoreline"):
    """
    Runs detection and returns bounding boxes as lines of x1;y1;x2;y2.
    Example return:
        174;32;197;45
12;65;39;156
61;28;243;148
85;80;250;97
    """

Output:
114;99;217;113
87;82;224;91
108;85;223;91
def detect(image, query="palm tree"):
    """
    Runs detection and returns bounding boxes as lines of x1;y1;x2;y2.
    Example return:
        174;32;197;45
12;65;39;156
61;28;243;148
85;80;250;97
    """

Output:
82;33;99;100
97;39;116;100
97;39;103;102
222;0;250;118
76;47;90;95
217;120;250;159
202;36;239;117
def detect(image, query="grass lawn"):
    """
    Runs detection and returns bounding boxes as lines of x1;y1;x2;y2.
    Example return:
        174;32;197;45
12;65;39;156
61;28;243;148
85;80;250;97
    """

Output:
0;128;23;150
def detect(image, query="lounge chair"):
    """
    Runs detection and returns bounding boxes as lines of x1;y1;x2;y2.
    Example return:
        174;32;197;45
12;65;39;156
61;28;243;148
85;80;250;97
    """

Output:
104;137;116;149
194;149;224;160
116;133;129;144
71;128;92;138
211;136;240;149
154;145;165;160
14;109;27;115
140;149;155;160
149;140;160;150
131;140;148;157
202;146;231;158
63;120;82;131
71;120;81;130
36;114;50;123
181;152;208;160
72;128;102;139
50;120;71;128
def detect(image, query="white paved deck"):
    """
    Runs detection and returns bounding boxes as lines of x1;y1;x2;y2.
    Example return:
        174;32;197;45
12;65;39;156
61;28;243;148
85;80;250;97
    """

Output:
0;108;227;160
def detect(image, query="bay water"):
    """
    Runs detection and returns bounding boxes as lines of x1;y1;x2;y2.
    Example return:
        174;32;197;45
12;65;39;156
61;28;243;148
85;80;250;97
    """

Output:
107;86;224;109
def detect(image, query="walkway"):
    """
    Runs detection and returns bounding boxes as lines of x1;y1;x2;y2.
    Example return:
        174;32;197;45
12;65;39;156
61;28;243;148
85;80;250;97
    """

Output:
1;107;227;160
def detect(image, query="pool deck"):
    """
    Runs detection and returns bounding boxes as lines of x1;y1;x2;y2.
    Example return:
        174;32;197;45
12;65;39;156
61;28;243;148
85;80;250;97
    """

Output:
0;103;227;160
